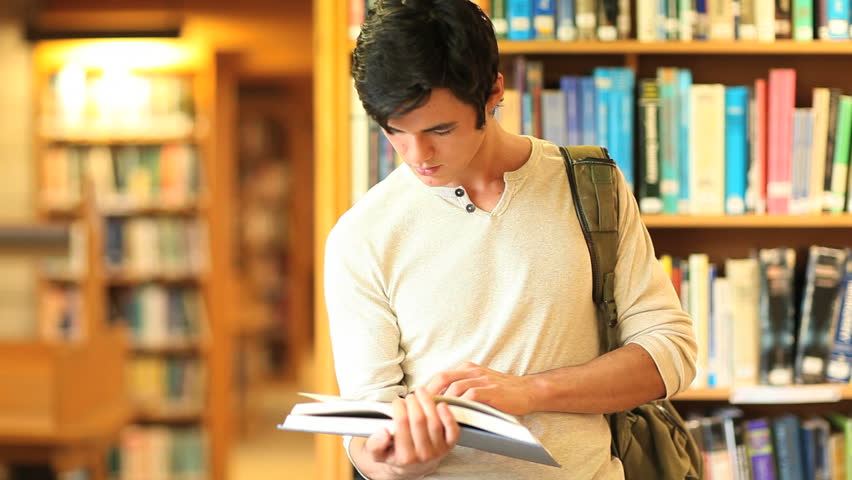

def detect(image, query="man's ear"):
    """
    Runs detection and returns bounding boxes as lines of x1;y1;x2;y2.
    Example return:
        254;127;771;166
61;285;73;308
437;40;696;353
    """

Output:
487;73;505;115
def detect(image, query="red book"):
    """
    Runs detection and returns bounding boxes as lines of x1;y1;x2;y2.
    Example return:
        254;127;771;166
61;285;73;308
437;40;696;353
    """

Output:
766;69;796;214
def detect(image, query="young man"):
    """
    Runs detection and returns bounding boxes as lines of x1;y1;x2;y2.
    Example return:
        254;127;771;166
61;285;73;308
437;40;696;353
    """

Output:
325;0;698;478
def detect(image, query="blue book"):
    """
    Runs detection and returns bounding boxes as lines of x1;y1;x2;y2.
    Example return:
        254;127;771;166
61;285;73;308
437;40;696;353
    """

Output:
579;76;597;145
612;68;635;192
725;86;749;215
593;68;612;150
533;0;556;39
772;415;805;480
826;257;852;383
555;0;577;40
707;264;719;387
507;0;535;40
541;89;567;145
826;0;850;39
560;76;581;145
677;69;692;213
657;67;680;213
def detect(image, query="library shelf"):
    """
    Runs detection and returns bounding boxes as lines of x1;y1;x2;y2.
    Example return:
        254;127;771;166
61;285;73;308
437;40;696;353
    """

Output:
497;40;852;55
674;385;852;403
642;214;852;229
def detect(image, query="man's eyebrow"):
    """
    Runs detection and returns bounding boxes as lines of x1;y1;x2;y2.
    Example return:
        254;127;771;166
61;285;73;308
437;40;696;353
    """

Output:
386;121;458;133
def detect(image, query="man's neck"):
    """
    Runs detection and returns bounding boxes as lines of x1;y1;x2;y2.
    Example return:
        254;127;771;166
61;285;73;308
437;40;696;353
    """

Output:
460;125;532;210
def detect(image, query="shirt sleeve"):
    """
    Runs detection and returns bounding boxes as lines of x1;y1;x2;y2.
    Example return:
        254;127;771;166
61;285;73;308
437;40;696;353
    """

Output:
324;218;408;402
611;168;698;397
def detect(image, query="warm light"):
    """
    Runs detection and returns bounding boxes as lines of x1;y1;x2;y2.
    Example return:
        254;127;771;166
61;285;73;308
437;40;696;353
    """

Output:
38;39;201;72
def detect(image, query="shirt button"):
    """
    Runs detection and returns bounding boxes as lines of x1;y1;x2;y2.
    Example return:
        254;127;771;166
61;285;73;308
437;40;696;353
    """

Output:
455;188;465;197
465;204;475;213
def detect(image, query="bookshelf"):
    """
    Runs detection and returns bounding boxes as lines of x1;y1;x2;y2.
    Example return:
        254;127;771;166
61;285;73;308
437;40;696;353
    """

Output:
315;2;852;479
31;39;221;480
0;197;129;480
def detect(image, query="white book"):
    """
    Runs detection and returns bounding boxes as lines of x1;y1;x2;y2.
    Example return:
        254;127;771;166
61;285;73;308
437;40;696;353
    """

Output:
636;0;658;41
278;392;561;467
726;258;761;386
710;276;732;388
689;84;726;215
755;0;776;41
688;253;710;389
810;88;830;214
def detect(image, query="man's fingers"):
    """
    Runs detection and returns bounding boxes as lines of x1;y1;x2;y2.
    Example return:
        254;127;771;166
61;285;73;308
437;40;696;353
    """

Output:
391;398;416;465
405;393;435;462
415;387;446;450
425;368;479;395
444;376;487;398
364;427;393;461
437;402;460;447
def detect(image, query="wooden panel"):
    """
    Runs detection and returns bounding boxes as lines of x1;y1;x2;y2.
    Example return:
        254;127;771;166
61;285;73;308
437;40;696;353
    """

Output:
314;0;354;478
0;344;54;432
55;329;126;428
208;51;240;480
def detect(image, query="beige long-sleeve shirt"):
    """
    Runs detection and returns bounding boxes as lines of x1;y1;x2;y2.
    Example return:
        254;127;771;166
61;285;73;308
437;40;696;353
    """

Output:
324;137;698;479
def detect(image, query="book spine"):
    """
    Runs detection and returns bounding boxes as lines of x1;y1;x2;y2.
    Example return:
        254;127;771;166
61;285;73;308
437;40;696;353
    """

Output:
575;0;598;39
746;419;779;480
725;85;749;215
775;0;793;38
828;96;852;213
826;258;852;383
792;0;814;39
657;67;680;214
794;246;848;383
758;247;797;386
492;0;509;38
638;78;663;214
556;0;578;40
677;69;693;214
596;0;619;39
507;0;535;39
533;0;557;38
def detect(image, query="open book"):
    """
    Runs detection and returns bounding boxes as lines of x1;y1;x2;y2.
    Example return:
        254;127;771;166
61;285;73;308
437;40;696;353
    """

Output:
278;392;560;467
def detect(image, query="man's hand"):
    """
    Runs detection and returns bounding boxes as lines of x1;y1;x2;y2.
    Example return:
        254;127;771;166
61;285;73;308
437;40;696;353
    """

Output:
424;362;537;416
354;387;460;480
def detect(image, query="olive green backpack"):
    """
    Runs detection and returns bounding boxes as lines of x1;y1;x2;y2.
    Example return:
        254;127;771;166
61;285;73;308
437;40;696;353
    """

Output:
559;146;704;480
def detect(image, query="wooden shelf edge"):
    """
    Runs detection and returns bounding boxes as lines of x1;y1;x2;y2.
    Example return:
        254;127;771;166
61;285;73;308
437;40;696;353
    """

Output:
642;214;852;228
496;39;852;55
673;385;852;403
347;39;852;55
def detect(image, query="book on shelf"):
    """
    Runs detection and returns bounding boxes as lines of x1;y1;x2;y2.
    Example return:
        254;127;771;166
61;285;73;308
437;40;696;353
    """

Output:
826;257;852;383
278;392;561;467
665;245;852;390
794;246;848;383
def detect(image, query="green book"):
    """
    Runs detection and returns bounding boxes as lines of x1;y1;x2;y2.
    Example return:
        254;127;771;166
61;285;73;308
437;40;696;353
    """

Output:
793;0;814;40
829;96;852;212
491;0;507;38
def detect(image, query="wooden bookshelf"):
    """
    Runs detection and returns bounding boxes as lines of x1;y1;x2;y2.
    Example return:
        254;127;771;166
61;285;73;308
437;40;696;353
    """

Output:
317;2;852;480
31;39;222;480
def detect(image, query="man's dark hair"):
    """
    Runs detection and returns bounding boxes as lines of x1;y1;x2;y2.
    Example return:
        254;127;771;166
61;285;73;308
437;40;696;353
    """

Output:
351;0;499;130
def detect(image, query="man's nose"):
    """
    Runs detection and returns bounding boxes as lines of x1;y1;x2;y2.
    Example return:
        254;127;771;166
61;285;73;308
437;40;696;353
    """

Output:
406;135;434;164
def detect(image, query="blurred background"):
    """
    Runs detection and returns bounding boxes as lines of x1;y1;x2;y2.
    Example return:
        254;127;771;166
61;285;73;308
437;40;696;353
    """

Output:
0;0;317;479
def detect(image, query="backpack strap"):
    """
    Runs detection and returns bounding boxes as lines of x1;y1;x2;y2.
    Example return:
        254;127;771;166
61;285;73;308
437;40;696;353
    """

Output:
559;145;620;353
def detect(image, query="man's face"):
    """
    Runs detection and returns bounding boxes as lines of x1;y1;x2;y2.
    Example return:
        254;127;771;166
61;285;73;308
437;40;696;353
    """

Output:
383;88;487;187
